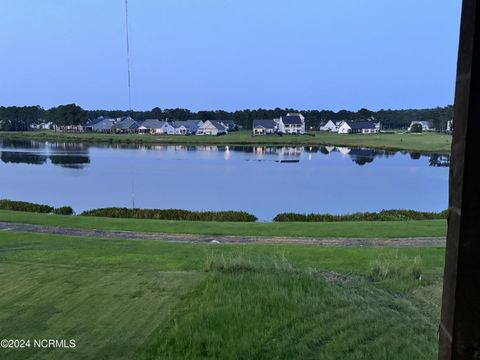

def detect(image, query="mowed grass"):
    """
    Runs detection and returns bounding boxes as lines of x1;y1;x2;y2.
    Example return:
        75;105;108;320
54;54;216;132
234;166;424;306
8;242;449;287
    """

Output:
0;130;452;153
0;210;447;238
0;231;445;359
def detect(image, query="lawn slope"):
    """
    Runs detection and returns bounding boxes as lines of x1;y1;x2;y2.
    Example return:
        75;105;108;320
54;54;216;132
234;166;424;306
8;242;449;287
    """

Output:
0;232;444;359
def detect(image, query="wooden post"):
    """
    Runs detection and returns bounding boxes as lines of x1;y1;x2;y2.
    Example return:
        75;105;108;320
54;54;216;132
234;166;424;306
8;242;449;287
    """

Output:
438;0;480;358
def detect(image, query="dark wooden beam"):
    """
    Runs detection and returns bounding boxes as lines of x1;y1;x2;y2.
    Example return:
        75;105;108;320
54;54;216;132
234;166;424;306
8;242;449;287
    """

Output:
438;0;480;358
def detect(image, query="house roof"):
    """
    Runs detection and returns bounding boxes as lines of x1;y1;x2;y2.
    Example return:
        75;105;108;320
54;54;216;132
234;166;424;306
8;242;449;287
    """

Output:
160;121;174;128
140;119;164;129
344;121;376;130
173;120;201;128
91;118;115;130
84;116;113;127
281;115;303;125
410;121;431;127
221;120;235;126
253;119;276;129
207;120;227;131
115;117;139;130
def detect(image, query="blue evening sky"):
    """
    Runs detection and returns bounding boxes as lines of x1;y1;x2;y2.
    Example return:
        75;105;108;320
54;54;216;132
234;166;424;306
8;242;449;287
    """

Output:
0;0;461;111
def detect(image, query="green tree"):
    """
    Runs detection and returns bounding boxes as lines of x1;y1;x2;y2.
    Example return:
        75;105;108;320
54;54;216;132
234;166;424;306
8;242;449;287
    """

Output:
0;105;44;131
47;104;86;126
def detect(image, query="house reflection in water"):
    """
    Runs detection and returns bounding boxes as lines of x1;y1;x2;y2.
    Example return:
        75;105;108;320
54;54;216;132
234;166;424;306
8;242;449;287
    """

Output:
429;154;450;167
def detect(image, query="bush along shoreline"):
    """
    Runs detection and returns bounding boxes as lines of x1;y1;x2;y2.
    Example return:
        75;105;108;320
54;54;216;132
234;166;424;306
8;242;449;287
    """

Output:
273;209;448;222
79;207;258;222
0;199;73;215
1;199;448;223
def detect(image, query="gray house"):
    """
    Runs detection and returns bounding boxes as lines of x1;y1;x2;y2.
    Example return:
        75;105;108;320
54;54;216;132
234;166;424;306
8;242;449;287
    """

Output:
113;116;139;133
252;119;277;135
138;119;164;133
84;117;115;132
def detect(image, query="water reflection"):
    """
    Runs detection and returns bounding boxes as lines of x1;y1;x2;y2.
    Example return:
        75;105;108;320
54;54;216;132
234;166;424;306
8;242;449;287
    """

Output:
0;140;90;169
0;140;451;168
1;151;48;165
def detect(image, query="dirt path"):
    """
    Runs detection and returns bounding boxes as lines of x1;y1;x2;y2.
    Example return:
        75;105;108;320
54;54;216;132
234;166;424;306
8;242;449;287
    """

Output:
0;222;446;247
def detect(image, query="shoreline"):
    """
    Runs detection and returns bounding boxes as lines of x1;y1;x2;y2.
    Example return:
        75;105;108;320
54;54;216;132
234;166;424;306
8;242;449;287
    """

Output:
0;130;452;153
0;210;447;239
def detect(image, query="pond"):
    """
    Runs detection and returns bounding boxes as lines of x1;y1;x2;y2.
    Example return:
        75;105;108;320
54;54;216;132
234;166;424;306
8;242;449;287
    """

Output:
0;139;449;221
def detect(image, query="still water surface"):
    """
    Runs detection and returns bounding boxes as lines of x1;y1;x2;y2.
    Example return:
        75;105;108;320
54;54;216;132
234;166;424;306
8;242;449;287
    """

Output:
0;140;449;220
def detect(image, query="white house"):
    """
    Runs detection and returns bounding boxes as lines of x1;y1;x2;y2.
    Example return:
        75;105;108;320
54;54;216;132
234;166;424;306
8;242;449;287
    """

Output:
408;121;432;132
196;120;227;135
31;122;54;130
173;123;189;135
252;119;277;135
337;121;379;134
172;120;203;135
159;121;175;134
277;113;305;134
319;120;337;132
447;119;453;133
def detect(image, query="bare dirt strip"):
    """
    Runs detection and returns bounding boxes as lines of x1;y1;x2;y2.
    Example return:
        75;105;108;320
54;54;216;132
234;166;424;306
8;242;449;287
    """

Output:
0;222;446;247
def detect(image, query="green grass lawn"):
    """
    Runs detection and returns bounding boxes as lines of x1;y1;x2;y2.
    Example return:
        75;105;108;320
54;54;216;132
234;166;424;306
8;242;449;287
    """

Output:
0;130;452;153
0;231;445;359
0;210;448;238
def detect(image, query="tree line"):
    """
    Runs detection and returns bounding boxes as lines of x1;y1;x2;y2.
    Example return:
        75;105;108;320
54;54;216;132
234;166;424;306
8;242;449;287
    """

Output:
0;104;453;131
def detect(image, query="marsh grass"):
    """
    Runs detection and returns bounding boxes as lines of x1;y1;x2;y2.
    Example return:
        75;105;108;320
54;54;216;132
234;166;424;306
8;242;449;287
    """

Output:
203;251;295;273
367;252;431;292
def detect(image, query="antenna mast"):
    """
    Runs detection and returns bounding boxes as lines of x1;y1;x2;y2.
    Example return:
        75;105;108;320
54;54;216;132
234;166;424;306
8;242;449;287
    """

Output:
125;0;132;110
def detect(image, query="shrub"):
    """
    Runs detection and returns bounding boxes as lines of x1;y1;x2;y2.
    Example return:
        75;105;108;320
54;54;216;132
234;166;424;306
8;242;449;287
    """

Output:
80;207;257;222
0;199;53;213
273;209;448;222
53;206;74;215
410;123;423;133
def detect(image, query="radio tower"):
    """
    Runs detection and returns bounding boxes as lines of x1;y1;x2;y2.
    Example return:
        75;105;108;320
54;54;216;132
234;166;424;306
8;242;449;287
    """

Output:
125;0;132;110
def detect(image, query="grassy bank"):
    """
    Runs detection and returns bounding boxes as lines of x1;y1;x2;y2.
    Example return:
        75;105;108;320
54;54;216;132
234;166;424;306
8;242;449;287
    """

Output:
0;130;452;153
0;210;447;238
0;231;444;359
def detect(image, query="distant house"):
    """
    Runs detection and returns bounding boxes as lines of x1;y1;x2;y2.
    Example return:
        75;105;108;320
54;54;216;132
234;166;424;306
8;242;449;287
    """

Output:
113;116;139;133
277;113;305;134
159;121;175;135
196;120;227;135
31;122;54;130
220;120;238;132
337;121;379;134
138;119;164;134
172;120;203;135
59;124;83;132
319;120;338;132
252;119;277;135
446;119;453;133
83;117;115;132
408;121;432;132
